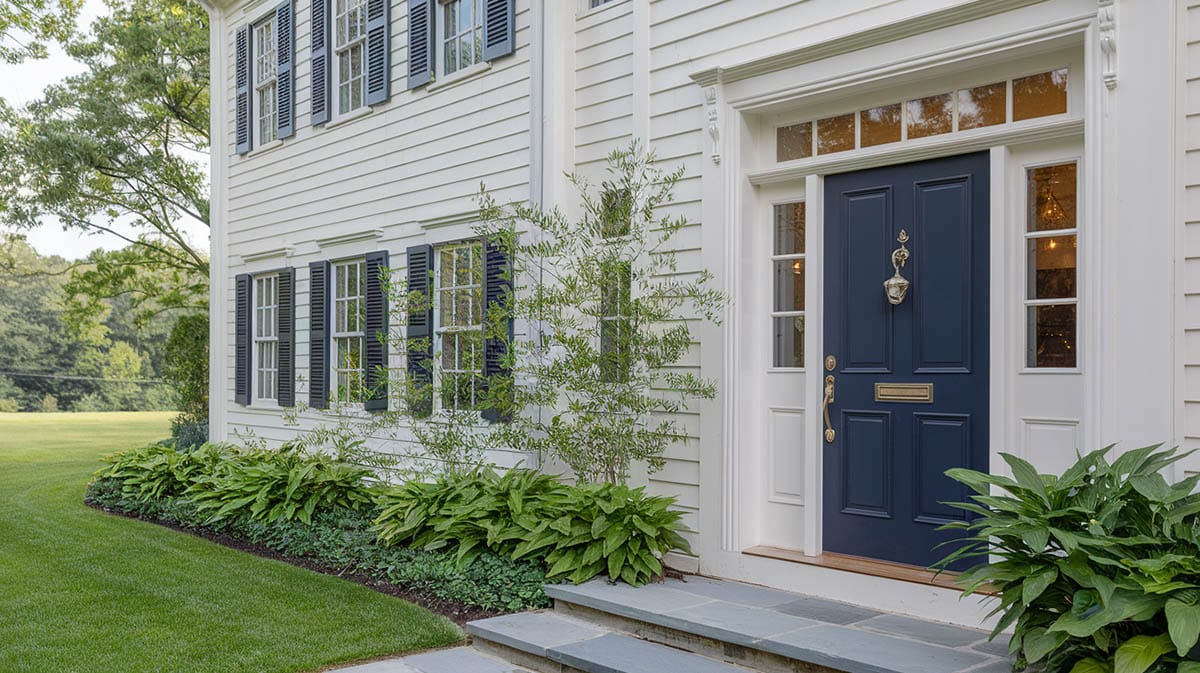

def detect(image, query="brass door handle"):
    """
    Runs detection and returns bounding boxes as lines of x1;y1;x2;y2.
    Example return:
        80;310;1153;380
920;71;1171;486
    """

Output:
822;374;836;443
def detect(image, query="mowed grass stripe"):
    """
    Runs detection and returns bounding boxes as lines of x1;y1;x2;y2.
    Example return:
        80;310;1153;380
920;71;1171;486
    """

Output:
0;412;461;673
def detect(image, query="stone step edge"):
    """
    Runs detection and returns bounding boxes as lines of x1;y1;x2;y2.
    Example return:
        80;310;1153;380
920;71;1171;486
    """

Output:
466;615;756;673
542;584;986;673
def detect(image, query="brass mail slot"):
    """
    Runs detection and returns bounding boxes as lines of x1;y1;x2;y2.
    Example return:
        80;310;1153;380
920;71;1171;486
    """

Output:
875;382;934;403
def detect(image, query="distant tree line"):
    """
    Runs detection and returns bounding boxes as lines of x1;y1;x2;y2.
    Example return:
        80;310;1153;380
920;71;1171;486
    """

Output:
0;235;184;412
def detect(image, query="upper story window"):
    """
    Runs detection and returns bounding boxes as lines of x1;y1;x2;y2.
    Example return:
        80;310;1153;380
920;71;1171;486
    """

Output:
253;17;278;146
438;0;484;77
776;68;1070;162
332;259;367;403
334;0;368;116
434;241;484;412
589;0;616;7
254;274;279;401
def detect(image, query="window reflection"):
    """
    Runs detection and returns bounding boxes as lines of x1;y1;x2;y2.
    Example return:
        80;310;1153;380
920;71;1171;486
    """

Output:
957;82;1006;130
1013;69;1068;121
906;93;953;139
817;114;856;154
860;104;902;147
777;122;812;162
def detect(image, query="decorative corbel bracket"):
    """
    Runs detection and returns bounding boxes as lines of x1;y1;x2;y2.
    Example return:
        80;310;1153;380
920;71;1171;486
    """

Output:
1098;0;1116;90
705;87;721;164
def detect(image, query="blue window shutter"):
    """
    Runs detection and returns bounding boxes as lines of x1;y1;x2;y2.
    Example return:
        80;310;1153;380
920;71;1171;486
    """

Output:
277;268;296;406
308;260;331;409
405;0;433;90
364;0;390;105
481;0;514;62
406;245;433;416
480;236;512;423
364;251;390;411
235;274;251;405
276;0;295;138
310;0;330;125
235;25;252;154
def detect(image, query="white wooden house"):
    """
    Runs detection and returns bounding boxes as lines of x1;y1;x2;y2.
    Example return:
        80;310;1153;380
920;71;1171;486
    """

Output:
202;0;1195;626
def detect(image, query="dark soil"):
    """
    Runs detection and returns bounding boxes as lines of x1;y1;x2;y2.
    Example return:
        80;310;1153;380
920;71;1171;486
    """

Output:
86;501;502;625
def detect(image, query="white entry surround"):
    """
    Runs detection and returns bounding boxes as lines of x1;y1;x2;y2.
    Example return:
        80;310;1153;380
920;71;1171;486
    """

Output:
687;0;1176;626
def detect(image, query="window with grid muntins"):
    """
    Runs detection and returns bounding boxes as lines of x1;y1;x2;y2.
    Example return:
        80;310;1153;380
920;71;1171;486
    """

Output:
254;275;279;400
772;202;805;368
1025;162;1078;369
440;0;483;76
254;17;278;145
434;242;484;411
334;0;367;115
332;260;366;402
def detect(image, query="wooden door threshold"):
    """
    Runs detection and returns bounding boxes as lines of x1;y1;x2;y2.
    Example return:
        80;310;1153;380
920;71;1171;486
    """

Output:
743;545;972;592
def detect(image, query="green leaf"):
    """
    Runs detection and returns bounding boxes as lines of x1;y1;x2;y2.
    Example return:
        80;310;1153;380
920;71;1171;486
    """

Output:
1166;597;1200;656
1113;634;1172;673
1023;567;1058;606
1069;659;1112;673
1002;453;1048;504
1179;663;1200;673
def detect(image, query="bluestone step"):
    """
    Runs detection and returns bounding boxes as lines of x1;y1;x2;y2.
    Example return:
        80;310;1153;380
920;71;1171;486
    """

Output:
546;578;1008;673
403;646;535;673
549;632;752;673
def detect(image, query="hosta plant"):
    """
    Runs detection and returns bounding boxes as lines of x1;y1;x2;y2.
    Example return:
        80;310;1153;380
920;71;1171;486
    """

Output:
938;445;1200;673
374;467;691;585
185;444;376;524
95;442;234;501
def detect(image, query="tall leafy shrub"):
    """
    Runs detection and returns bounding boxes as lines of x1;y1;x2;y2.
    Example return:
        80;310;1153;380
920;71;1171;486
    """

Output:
164;312;208;448
939;445;1200;673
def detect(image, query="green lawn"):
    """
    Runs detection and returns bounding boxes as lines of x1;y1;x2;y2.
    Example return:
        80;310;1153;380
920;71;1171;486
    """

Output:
0;412;461;673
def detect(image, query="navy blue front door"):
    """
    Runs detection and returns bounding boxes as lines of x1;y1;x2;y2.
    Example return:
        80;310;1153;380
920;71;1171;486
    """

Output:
822;152;989;570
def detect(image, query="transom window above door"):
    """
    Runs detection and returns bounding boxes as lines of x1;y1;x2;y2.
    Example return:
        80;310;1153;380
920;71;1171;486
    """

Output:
771;202;805;368
438;0;484;77
776;68;1070;162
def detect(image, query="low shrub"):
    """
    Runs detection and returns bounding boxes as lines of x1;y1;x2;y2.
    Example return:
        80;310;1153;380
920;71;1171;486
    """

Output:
375;468;691;586
185;445;376;524
95;442;234;502
85;480;549;612
939;445;1200;673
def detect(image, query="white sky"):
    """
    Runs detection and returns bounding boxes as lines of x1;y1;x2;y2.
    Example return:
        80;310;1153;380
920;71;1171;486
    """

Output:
0;0;211;261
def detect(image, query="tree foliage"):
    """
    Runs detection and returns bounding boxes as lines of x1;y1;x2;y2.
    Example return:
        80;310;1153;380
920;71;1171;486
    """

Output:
0;0;81;62
0;0;210;325
479;142;727;483
0;234;174;411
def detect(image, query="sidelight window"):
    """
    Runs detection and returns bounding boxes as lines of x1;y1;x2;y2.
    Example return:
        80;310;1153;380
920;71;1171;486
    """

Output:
771;202;806;368
1025;161;1078;368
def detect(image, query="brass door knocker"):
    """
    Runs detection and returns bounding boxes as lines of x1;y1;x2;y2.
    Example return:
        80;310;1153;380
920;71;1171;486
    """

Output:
883;230;910;305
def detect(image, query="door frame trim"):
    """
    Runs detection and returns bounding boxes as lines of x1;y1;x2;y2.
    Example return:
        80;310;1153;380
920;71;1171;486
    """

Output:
715;7;1104;560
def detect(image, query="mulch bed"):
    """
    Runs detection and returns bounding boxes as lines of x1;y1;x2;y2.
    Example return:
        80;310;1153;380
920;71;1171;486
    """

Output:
86;501;502;625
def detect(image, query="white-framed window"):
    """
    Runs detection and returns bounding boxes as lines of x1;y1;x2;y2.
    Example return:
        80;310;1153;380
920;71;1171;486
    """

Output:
253;16;278;146
771;201;805;368
437;0;483;78
589;0;616;7
599;185;632;381
334;0;368;116
434;241;484;412
332;259;367;403
1024;161;1078;369
254;274;279;401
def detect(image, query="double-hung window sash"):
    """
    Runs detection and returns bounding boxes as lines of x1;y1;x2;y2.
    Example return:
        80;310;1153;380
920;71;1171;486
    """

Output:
235;1;294;154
